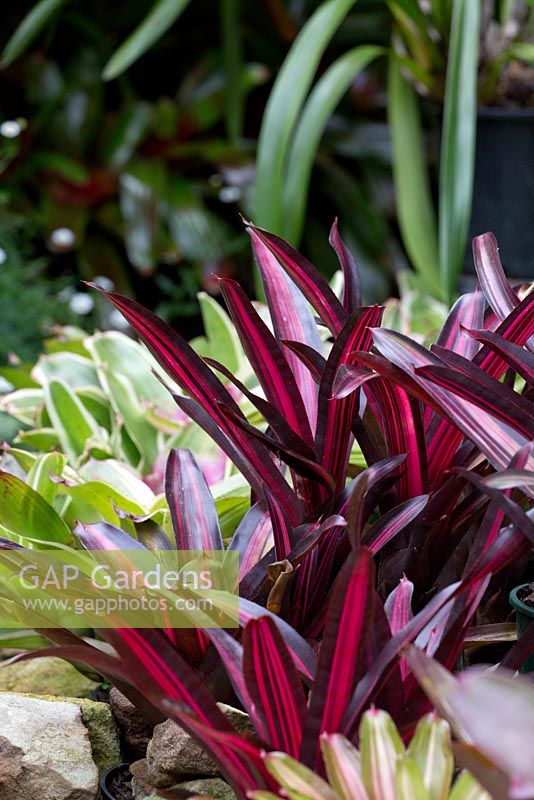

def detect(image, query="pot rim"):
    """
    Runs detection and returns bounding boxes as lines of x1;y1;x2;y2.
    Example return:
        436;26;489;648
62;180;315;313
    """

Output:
478;106;534;120
100;762;131;800
509;584;534;617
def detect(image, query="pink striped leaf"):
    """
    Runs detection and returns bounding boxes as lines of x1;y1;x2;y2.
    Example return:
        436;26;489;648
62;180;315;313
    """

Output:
425;295;534;481
331;365;375;399
202;628;252;717
385;576;414;635
329;219;361;312
459;445;533;584
462;518;532;590
416;364;534;440
282;340;326;383
89;284;300;524
289;515;346;565
463;328;534;385
227;503;273;582
362;495;428;555
243;616;306;756
364;376;427;500
474;292;534;377
248;225;348;335
218;402;335;491
219;278;313;446
435;290;485;360
472;232;518;320
237;597;317;684
251;230;321;432
343;455;408;507
341;581;464;737
423;289;485;430
264;489;295;560
169;393;265;497
74;521;146;551
104;630;268;798
454;469;534;546
316;306;383;491
204;357;317;460
372;328;531;471
482;469;534;489
165;449;223;550
301;548;374;768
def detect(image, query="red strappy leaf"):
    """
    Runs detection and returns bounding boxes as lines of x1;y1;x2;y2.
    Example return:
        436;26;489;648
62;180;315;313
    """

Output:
165;449;223;550
243;616;306;756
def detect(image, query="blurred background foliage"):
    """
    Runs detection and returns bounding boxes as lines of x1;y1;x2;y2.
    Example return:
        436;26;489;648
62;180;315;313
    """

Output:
0;0;397;360
0;0;532;360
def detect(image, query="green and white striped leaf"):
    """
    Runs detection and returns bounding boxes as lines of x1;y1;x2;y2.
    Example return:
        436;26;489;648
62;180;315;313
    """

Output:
0;471;72;545
26;452;67;506
43;378;108;465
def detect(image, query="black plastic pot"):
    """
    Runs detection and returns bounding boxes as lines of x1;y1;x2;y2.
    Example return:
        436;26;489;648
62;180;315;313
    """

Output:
509;584;534;673
100;763;132;800
466;107;534;279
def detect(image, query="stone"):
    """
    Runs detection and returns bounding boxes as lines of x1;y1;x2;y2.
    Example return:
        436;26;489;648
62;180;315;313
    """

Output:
129;759;153;798
171;778;236;799
146;703;253;788
0;656;99;698
110;687;155;758
0;693;99;800
130;761;235;800
14;693;121;773
76;697;122;773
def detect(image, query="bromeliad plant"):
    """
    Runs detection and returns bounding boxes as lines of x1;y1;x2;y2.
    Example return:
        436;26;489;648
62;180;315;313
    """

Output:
1;222;534;797
252;709;490;800
85;222;534;629
0;291;246;484
9;543;534;800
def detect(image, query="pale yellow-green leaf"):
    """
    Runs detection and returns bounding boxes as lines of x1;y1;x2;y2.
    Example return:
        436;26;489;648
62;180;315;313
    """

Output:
395;756;431;800
321;733;369;800
448;771;491;800
408;713;453;800
360;708;405;800
263;752;338;800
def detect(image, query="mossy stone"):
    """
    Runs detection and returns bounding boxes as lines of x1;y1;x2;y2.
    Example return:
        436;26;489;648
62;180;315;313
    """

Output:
0;656;99;698
142;778;236;800
14;692;120;773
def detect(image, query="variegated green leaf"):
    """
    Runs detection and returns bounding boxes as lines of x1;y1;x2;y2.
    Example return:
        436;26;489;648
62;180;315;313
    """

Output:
43;378;108;464
0;388;43;426
26;452;67;505
33;353;99;389
189;292;244;375
0;472;72;545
